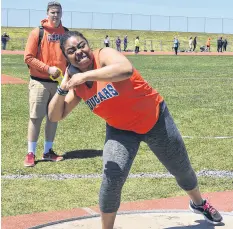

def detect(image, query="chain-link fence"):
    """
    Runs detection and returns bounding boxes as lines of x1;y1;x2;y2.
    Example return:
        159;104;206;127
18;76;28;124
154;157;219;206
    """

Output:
2;8;233;34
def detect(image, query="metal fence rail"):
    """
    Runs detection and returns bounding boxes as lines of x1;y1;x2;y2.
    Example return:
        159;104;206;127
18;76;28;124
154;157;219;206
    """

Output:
1;8;233;34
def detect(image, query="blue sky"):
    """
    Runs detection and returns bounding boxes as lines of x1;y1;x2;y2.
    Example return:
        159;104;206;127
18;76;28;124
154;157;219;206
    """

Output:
2;0;233;18
2;0;233;33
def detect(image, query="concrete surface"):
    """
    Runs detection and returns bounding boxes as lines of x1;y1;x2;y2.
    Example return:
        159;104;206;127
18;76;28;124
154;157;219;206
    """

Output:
30;210;233;229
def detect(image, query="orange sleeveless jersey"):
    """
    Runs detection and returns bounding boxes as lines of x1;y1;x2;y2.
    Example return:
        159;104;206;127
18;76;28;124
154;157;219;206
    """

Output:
75;49;164;134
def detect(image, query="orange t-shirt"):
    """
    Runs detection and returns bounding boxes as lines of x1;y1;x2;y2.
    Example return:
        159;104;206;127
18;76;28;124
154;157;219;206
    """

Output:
206;39;211;46
24;19;67;79
75;49;164;134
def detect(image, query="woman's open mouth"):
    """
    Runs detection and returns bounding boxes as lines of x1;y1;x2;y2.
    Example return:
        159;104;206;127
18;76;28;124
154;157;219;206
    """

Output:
75;54;88;63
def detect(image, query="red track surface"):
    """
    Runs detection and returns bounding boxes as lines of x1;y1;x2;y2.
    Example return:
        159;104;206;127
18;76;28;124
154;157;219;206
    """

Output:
1;50;233;56
2;191;233;229
1;74;27;84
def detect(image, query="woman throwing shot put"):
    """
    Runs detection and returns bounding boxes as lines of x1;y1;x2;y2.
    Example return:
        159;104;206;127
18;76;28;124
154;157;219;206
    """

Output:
48;31;222;229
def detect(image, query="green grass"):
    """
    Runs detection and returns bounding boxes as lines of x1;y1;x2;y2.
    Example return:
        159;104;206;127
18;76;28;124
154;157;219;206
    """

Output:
1;55;233;216
2;177;232;216
2;26;233;51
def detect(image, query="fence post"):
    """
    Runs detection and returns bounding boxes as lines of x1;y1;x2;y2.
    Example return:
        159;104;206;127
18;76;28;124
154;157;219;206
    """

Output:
204;17;206;33
71;11;72;29
131;14;132;30
168;16;170;31
222;18;224;34
7;8;9;27
111;13;113;29
29;9;30;27
91;12;94;29
150;15;151;31
160;40;162;51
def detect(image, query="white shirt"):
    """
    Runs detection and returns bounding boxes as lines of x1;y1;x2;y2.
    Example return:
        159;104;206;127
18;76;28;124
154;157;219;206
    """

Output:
104;38;110;44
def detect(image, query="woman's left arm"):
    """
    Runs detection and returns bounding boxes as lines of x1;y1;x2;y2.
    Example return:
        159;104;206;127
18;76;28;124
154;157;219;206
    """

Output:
67;48;133;89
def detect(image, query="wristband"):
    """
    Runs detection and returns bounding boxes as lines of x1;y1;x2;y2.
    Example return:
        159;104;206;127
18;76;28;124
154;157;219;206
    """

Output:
57;86;69;96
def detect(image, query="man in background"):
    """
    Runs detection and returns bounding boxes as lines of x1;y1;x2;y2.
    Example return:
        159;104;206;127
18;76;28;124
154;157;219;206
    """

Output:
123;35;128;51
104;35;110;47
193;36;197;51
134;36;140;54
24;1;67;167
222;38;228;52
173;37;179;55
116;36;121;52
206;37;211;52
217;37;223;52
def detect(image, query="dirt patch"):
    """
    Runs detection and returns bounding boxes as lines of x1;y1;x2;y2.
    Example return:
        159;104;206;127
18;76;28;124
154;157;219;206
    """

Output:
1;50;24;55
1;74;27;84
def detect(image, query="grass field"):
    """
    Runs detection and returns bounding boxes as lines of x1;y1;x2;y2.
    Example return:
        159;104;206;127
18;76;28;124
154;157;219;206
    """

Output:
2;26;233;51
1;54;233;217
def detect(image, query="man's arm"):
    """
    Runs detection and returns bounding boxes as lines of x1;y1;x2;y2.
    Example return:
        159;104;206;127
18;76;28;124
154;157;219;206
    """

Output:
24;28;50;73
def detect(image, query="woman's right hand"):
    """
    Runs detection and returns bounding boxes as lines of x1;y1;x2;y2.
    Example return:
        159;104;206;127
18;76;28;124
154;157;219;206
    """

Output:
60;68;70;91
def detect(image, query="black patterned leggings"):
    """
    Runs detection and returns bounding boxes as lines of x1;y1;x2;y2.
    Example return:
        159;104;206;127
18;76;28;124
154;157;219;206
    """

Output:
99;101;198;213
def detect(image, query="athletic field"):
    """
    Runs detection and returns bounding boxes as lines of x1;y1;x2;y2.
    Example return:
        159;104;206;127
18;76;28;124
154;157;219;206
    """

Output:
1;54;233;217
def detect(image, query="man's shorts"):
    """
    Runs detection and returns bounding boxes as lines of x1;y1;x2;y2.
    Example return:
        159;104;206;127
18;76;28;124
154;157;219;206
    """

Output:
28;79;57;119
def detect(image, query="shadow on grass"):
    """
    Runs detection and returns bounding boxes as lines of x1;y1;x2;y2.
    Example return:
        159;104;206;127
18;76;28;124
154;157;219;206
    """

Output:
164;219;224;229
62;149;103;160
34;150;102;164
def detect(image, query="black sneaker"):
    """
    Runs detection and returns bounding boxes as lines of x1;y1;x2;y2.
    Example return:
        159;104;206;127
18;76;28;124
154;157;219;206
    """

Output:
189;199;223;224
42;149;63;162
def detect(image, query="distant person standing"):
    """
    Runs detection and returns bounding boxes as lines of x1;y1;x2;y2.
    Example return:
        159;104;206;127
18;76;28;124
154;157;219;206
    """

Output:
1;32;10;50
134;36;140;54
222;38;228;51
217;37;223;52
206;37;211;52
188;37;193;51
104;35;110;47
193;36;197;51
115;36;121;52
173;37;179;55
123;35;128;51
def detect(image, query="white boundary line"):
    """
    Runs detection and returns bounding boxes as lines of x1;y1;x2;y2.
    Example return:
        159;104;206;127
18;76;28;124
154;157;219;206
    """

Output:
82;208;99;215
182;136;233;139
153;77;233;80
2;170;233;180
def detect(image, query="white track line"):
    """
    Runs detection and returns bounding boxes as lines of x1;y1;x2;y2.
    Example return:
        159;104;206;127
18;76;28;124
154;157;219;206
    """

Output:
82;207;98;215
182;136;233;139
2;170;233;180
152;77;233;80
